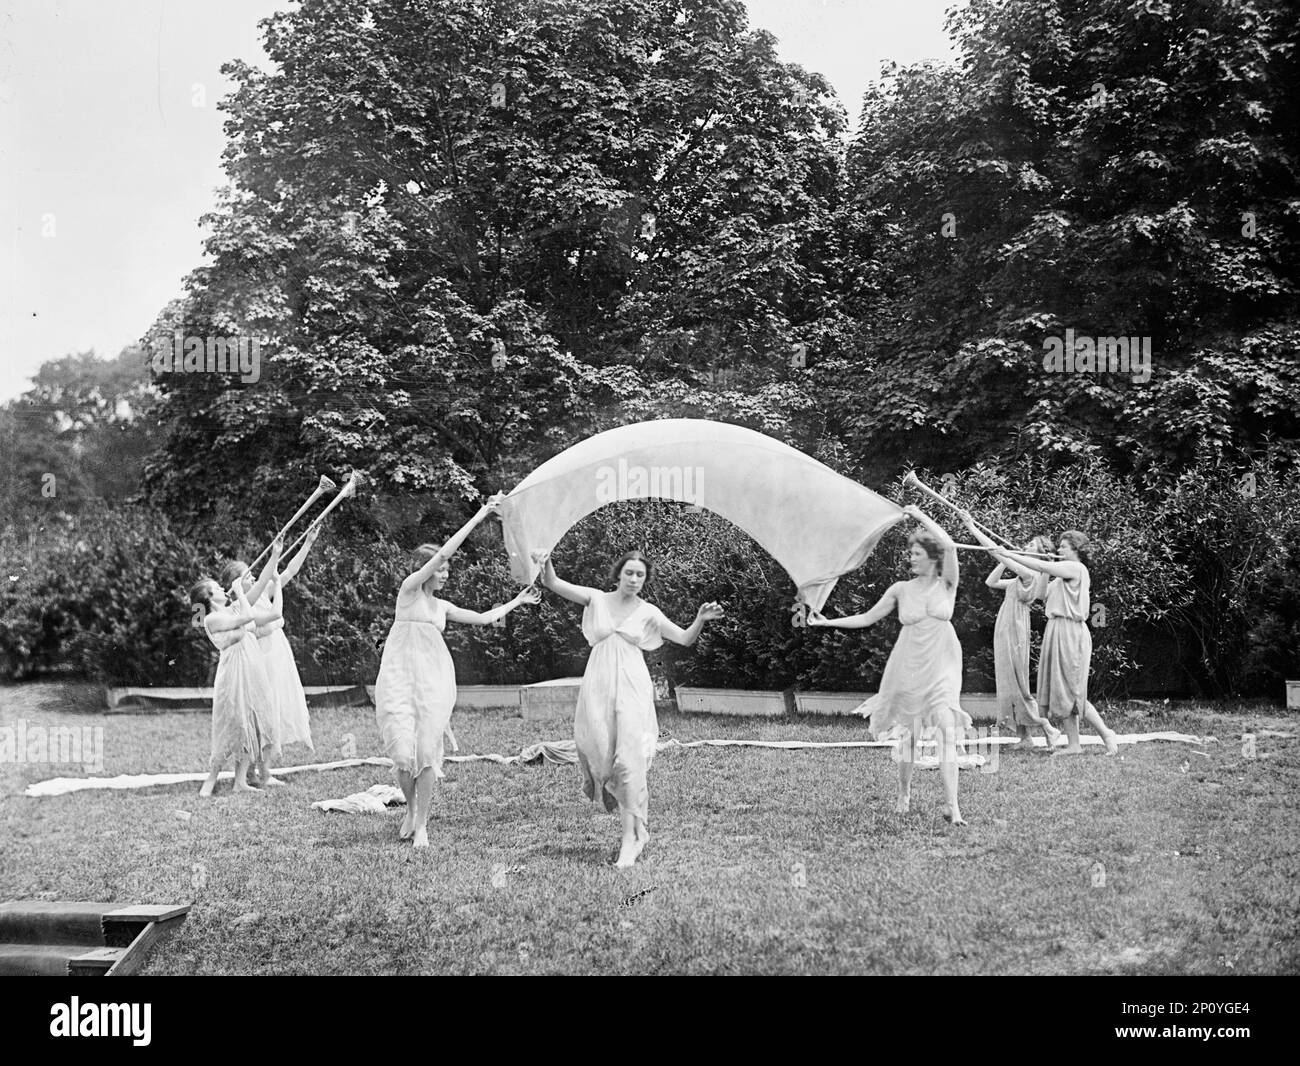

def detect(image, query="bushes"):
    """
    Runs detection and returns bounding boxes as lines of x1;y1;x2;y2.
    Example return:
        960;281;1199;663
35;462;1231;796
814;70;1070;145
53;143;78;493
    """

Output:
1;507;212;685
2;452;1297;699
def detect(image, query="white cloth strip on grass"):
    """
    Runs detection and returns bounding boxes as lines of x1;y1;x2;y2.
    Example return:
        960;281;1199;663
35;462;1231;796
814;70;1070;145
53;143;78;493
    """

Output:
21;731;1212;797
22;756;394;797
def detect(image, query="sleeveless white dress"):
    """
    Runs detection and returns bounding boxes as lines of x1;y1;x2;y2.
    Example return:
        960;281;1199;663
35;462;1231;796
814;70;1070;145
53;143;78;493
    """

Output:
853;579;973;744
204;603;276;770
374;587;456;777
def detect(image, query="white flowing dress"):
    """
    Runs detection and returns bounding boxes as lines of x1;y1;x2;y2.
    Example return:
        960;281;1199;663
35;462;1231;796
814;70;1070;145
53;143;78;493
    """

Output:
254;580;313;752
204;603;276;770
374;587;456;778
853;579;973;752
573;592;669;827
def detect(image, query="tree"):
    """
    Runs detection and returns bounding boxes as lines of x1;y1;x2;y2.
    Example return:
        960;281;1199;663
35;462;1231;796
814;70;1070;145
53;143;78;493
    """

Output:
143;0;849;538
831;0;1300;480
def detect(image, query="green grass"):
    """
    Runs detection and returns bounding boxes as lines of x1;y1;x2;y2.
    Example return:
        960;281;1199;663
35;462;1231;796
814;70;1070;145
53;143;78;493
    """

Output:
1;681;1297;974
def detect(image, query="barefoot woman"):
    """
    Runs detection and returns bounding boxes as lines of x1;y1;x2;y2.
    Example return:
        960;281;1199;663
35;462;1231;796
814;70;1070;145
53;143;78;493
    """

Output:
808;505;973;824
220;525;321;787
986;536;1061;751
375;494;541;847
533;549;723;867
190;536;283;798
959;515;1118;755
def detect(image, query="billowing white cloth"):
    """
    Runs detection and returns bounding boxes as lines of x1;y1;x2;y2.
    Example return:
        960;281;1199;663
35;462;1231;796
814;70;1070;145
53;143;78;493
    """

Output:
499;419;905;611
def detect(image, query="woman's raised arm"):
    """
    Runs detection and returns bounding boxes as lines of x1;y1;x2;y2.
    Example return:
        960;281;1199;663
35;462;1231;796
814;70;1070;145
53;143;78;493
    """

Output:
401;493;504;595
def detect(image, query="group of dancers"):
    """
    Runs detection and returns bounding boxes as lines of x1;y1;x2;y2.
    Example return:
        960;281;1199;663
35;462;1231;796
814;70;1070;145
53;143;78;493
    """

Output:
188;491;1117;866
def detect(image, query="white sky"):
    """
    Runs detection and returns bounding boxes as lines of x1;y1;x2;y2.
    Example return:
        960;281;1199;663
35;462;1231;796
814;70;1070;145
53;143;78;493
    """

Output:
0;0;958;402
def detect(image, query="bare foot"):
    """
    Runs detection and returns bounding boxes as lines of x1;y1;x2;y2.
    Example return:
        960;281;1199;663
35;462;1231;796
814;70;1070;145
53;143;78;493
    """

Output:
198;780;216;798
412;826;429;849
1046;725;1062;746
1016;737;1037;752
630;829;650;862
1054;745;1085;756
943;808;968;826
896;793;911;814
398;812;415;840
262;776;286;787
1102;731;1119;755
233;781;263;794
615;838;638;868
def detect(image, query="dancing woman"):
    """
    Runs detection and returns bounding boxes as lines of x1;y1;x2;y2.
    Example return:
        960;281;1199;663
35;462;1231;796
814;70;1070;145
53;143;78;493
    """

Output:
221;525;322;787
808;505;973;824
375;494;540;848
189;536;283;797
959;515;1118;755
987;537;1061;751
532;548;724;868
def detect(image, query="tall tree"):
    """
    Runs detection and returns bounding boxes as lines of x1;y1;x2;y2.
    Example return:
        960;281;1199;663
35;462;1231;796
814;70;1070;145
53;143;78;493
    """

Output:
832;0;1300;480
143;0;847;534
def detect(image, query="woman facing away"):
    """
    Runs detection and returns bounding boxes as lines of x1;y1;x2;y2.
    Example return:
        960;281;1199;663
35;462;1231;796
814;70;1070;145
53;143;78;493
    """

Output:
189;536;283;797
808;505;973;824
960;514;1118;755
221;524;322;787
987;536;1062;752
533;548;724;868
374;493;540;848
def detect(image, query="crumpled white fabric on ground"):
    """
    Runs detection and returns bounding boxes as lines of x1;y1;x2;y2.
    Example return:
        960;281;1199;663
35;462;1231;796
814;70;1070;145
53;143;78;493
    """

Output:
311;784;406;814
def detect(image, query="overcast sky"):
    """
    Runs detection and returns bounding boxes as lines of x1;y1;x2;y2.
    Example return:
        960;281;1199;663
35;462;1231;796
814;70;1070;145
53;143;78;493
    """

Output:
0;0;958;402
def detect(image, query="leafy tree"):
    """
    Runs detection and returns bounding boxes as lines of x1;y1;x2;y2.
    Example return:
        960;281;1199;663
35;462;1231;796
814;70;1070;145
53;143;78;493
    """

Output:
832;0;1300;479
143;0;848;541
0;347;157;518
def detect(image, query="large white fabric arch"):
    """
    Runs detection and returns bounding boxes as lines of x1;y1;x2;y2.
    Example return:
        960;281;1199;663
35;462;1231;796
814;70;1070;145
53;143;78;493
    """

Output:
499;419;904;611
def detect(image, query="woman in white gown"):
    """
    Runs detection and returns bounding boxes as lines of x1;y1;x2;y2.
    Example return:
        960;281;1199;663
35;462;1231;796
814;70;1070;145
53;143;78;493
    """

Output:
533;548;724;868
987;536;1061;751
374;493;540;848
960;514;1118;756
222;525;322;786
190;536;283;797
809;505;973;824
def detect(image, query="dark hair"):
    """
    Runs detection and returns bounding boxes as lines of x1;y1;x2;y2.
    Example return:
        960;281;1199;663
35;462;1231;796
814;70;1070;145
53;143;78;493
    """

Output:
220;560;249;590
609;551;652;587
906;528;943;567
1058;530;1092;565
189;578;218;628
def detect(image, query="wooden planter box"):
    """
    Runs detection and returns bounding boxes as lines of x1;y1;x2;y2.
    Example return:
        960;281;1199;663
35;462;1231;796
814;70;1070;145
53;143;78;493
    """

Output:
520;677;584;721
675;687;794;717
792;691;870;716
105;685;370;713
1287;681;1300;709
454;685;522;710
959;693;999;723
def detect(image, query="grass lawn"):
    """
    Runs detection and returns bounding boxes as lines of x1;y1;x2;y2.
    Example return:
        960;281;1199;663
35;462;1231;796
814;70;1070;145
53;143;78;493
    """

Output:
1;681;1297;975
